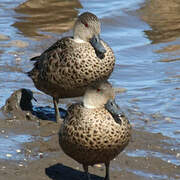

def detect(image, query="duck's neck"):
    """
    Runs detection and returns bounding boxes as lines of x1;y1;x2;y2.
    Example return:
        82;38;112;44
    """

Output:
83;97;104;109
83;104;98;109
73;37;86;43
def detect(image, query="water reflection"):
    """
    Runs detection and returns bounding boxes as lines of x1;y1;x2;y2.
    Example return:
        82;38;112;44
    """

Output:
139;0;180;44
0;134;32;160
13;0;82;38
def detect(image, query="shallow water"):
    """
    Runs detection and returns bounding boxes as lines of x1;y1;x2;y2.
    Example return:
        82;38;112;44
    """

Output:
0;133;32;160
0;0;180;179
127;149;180;166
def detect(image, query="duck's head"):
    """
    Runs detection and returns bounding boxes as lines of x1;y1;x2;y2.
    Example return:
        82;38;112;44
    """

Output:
73;12;106;58
83;81;118;109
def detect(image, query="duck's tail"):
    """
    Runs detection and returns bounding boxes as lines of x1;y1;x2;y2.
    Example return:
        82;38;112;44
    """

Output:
26;70;33;77
26;57;40;78
30;56;41;61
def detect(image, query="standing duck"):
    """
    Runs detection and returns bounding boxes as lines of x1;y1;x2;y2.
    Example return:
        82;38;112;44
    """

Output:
27;12;115;123
59;81;131;180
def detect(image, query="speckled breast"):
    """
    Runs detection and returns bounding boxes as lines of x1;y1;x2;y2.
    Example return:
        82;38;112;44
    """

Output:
59;104;131;165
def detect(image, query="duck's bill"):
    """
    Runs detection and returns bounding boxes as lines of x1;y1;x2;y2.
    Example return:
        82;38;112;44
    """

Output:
90;35;106;59
105;99;126;125
105;99;120;115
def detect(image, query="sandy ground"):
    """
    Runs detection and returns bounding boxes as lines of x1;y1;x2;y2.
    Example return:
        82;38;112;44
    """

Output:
0;89;180;180
1;120;180;180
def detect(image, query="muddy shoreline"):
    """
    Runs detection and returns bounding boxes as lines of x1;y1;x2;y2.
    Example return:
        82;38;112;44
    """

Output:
0;115;179;180
0;88;179;179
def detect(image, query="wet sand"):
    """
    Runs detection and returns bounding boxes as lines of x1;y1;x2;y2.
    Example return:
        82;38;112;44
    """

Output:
0;117;180;180
0;88;179;180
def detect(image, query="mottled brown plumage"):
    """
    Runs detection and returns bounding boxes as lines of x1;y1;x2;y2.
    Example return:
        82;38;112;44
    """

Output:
28;12;115;123
59;82;131;180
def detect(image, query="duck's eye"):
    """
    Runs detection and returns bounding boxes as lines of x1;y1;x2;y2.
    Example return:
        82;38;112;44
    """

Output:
97;88;101;92
84;23;88;27
81;20;89;27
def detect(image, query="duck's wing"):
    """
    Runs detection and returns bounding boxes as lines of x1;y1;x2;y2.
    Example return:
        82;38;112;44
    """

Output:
30;37;72;62
27;37;71;78
30;41;61;62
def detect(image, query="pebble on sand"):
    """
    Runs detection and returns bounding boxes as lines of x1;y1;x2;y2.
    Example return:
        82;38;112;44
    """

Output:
1;130;5;133
16;149;21;153
15;57;21;62
165;117;172;122
176;153;180;158
6;154;12;157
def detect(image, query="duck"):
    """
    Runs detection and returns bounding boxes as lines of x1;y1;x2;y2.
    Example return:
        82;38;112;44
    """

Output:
59;81;131;180
27;12;115;123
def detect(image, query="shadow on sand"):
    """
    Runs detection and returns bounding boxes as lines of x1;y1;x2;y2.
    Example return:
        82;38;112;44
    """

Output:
45;163;103;180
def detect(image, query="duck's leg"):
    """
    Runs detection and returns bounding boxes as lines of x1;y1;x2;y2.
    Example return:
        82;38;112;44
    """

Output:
53;97;61;123
83;164;91;180
104;162;110;180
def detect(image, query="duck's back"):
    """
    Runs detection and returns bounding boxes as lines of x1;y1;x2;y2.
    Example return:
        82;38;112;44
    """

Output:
28;37;115;99
59;104;131;165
